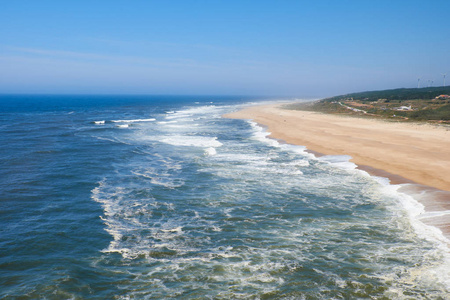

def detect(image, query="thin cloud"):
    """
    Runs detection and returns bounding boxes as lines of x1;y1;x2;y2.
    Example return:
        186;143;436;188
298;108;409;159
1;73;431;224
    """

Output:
2;45;208;69
1;44;272;71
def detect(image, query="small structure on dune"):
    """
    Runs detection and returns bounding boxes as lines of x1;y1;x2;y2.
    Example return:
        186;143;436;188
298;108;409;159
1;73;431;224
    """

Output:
394;105;412;111
435;94;450;100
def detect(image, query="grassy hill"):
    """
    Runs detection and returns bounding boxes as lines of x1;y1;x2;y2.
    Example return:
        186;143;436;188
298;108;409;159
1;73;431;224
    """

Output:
287;86;450;122
323;86;450;102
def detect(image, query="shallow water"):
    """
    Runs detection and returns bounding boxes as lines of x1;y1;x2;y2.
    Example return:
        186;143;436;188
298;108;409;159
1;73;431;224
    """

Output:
1;95;449;299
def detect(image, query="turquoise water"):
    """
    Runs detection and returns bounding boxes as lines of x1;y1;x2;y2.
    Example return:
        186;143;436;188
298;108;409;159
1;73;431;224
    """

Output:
1;95;449;299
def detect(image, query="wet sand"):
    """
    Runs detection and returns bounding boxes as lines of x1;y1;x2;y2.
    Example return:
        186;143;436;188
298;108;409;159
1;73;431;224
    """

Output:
225;103;450;238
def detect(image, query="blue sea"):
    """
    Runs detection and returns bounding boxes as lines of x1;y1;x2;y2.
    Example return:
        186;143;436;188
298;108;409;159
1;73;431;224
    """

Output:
1;95;449;299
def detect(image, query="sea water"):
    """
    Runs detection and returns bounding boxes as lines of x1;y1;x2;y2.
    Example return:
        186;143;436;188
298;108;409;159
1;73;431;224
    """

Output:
1;95;449;299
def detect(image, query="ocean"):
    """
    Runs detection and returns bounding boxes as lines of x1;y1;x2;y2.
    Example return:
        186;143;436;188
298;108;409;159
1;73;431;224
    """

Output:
1;95;449;299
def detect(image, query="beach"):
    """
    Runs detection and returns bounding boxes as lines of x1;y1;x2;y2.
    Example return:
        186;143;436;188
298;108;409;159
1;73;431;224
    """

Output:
3;96;450;298
225;103;450;191
225;103;450;237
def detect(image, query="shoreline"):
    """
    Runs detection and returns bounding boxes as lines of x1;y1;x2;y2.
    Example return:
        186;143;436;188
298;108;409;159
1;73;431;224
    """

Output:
309;149;450;238
224;102;450;239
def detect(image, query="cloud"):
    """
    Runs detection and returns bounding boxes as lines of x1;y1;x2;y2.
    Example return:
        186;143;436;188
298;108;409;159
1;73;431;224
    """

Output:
2;45;203;69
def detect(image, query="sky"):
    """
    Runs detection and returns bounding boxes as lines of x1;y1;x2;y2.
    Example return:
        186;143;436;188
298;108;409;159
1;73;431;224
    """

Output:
1;0;449;97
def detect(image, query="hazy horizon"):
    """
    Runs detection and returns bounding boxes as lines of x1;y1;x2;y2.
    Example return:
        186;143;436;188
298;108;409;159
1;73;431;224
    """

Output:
1;1;449;97
1;84;449;100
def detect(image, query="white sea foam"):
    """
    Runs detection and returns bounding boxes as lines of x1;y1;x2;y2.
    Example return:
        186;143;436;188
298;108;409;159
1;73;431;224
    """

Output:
161;135;223;148
165;114;191;120
279;143;309;156
116;124;129;128
132;172;185;189
419;210;450;219
395;186;450;245
248;121;280;147
92;179;194;260
166;105;223;122
111;118;156;123
206;152;271;176
204;147;217;156
370;175;392;186
246;121;319;166
157;120;178;124
283;159;310;167
163;123;199;129
94;120;105;124
150;177;185;189
371;182;450;290
318;155;358;170
160;226;183;233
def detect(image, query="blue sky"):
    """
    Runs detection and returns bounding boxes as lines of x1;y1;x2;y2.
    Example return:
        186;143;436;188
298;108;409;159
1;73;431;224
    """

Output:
1;0;449;96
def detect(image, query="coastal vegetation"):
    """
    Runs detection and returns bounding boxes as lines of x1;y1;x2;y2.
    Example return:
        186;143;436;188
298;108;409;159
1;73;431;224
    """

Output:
288;86;450;123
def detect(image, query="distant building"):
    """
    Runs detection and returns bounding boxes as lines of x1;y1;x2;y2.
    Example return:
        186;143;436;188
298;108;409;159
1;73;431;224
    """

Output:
435;94;450;100
394;105;412;111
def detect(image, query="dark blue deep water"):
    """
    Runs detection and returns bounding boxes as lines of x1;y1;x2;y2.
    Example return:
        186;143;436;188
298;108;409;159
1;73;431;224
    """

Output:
1;95;449;299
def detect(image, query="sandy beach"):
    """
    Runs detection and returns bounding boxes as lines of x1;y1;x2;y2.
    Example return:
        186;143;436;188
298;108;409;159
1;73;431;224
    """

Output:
225;103;450;237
